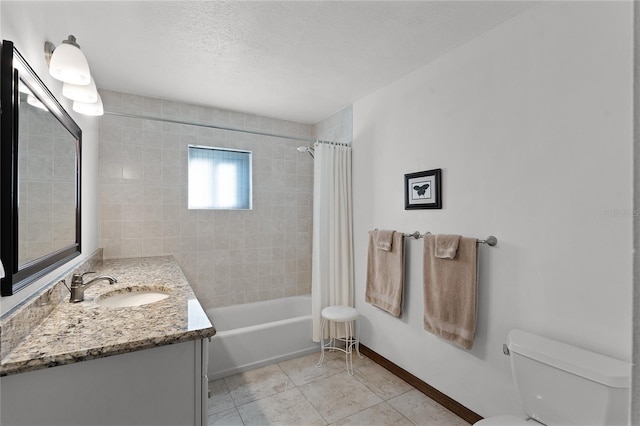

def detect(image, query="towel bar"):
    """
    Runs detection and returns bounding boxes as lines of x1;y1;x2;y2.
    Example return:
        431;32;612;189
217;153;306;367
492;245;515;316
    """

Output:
403;232;497;246
374;229;498;246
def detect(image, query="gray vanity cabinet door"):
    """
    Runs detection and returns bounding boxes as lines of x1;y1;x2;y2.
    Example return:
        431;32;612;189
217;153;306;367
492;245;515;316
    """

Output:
1;339;207;426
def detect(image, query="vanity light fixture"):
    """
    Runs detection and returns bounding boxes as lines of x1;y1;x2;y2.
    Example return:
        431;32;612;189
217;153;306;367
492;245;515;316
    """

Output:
62;77;98;103
72;92;104;116
45;35;103;116
45;35;91;85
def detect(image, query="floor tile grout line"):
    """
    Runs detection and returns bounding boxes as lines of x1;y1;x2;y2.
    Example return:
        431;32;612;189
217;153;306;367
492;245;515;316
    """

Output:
326;400;379;425
324;373;416;426
219;378;246;426
235;405;246;426
301;366;380;424
350;361;416;404
294;369;334;425
207;406;244;425
277;353;360;425
299;388;331;425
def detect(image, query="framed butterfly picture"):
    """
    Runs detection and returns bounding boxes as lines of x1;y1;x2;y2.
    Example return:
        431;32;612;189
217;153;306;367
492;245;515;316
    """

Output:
404;168;442;210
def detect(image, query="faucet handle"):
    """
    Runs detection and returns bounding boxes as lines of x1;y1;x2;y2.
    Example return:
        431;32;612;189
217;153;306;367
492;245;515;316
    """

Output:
71;271;96;285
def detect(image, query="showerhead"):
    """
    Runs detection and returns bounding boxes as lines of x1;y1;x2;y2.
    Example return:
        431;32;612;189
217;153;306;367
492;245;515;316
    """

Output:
297;146;315;158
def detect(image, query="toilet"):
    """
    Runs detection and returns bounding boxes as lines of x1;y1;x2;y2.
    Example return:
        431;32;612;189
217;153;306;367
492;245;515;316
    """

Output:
475;329;630;426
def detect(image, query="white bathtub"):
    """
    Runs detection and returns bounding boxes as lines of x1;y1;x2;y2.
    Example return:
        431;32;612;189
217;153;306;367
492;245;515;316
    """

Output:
206;295;318;380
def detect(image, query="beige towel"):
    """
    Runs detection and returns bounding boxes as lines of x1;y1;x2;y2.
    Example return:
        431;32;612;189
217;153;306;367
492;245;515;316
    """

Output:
423;235;478;349
435;234;461;259
366;230;404;317
376;230;395;251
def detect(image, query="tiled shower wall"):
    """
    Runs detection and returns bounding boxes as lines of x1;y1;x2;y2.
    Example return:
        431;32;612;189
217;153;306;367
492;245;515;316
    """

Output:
98;90;314;309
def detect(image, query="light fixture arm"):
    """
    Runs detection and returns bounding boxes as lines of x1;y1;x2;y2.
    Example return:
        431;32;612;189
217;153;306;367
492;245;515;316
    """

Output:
43;41;56;66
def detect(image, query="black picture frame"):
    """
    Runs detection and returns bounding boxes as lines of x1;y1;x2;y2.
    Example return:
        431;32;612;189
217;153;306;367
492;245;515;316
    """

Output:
404;169;442;210
1;40;82;296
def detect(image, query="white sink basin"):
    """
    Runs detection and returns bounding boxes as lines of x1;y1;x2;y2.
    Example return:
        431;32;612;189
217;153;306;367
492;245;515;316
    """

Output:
95;287;170;308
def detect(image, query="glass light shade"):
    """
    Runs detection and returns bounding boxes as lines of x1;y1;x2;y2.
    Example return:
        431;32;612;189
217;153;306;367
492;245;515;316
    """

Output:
63;77;98;103
49;42;91;85
27;94;48;111
73;93;103;116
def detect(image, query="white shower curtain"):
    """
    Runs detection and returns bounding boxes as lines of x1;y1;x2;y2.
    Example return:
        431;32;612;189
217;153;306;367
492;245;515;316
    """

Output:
311;141;354;342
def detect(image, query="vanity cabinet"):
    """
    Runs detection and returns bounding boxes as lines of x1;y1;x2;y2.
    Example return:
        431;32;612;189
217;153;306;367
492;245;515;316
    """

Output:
1;339;209;426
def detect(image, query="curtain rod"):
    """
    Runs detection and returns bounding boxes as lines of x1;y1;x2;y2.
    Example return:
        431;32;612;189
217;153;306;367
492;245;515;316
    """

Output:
104;110;317;143
315;140;349;147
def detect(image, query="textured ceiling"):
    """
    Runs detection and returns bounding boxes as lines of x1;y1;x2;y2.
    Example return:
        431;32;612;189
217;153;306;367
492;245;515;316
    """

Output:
2;1;535;123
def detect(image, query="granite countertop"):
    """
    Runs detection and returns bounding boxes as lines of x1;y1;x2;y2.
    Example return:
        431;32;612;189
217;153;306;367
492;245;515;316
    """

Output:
0;256;216;377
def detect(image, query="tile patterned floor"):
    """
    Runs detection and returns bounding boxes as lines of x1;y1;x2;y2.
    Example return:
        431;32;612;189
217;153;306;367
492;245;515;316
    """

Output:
208;351;470;426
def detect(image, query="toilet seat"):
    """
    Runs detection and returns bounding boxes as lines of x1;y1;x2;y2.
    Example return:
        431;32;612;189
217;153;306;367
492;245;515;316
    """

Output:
474;415;532;426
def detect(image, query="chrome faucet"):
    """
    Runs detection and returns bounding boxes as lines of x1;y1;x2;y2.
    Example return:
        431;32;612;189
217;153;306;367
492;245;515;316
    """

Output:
68;271;117;303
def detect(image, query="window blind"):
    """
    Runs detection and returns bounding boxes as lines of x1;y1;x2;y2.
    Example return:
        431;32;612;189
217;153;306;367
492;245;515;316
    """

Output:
188;146;252;210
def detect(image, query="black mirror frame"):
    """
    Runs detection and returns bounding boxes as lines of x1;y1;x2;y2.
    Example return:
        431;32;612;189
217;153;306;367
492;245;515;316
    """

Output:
1;40;82;296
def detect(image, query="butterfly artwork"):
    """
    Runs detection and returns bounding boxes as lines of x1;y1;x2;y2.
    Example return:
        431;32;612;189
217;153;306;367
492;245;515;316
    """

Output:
404;169;442;210
413;183;430;197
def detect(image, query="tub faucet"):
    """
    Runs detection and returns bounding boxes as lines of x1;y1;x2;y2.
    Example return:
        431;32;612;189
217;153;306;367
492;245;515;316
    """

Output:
67;271;117;303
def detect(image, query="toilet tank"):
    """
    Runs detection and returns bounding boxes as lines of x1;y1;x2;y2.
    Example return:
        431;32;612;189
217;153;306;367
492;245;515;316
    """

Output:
507;329;630;426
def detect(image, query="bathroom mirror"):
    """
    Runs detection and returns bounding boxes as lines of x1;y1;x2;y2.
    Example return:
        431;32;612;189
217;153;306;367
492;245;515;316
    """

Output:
1;40;82;296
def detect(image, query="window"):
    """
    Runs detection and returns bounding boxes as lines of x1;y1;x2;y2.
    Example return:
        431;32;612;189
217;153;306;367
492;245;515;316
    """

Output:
188;146;252;210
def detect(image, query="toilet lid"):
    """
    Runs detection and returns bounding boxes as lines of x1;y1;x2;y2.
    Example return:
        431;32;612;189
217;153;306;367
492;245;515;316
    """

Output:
474;415;531;426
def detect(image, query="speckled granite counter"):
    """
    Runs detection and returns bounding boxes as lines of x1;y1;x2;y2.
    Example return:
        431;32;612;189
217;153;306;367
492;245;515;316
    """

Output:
0;256;216;376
